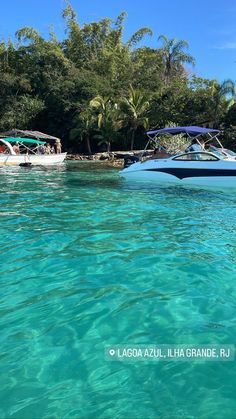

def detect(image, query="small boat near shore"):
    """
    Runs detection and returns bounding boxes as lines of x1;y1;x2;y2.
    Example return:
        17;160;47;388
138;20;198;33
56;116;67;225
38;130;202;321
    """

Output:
119;126;236;188
0;137;66;166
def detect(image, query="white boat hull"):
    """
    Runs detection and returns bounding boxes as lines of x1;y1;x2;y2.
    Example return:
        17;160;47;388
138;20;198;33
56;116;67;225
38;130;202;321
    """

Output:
0;153;67;166
120;170;236;187
119;156;236;188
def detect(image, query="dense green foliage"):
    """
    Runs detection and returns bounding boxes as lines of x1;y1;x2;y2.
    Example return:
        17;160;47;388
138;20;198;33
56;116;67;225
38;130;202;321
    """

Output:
0;4;235;152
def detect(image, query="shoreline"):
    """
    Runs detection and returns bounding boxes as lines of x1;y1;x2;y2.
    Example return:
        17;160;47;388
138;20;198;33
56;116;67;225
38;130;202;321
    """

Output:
66;150;153;167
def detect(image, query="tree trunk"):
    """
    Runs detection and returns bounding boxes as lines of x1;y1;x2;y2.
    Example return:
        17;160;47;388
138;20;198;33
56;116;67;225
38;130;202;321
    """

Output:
86;134;92;154
107;141;111;152
130;129;135;151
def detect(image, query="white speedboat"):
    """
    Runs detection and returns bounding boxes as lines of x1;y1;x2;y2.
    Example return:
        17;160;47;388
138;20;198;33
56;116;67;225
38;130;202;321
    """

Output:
0;137;66;166
119;126;236;188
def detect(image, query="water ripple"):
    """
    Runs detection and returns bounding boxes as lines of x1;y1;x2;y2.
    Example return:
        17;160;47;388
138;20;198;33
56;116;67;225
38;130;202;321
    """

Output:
0;162;236;419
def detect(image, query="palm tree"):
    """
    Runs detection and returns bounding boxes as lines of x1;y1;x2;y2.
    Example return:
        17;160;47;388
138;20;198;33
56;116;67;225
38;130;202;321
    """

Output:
208;79;235;127
158;35;195;85
70;109;95;154
89;95;118;152
118;85;150;150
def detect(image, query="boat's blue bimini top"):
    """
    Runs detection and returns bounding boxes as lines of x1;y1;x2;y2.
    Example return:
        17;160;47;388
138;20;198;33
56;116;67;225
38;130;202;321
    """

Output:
146;126;221;137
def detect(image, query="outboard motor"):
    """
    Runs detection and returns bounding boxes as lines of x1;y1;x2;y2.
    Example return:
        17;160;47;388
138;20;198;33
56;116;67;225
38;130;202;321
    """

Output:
123;155;140;168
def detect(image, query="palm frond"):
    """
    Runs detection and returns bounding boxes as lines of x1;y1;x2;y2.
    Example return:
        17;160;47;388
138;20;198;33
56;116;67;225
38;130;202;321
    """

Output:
172;40;189;54
158;34;169;45
127;28;153;49
114;12;127;30
220;79;235;96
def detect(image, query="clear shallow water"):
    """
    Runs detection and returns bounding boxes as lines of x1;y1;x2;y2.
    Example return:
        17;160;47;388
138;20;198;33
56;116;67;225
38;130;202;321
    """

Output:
0;162;236;419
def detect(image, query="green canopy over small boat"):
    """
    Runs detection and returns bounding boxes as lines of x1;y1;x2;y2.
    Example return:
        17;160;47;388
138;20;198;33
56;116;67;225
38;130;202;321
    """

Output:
2;137;46;145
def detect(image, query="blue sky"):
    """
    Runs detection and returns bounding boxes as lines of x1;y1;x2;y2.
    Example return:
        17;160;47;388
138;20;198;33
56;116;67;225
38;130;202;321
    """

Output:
0;0;236;82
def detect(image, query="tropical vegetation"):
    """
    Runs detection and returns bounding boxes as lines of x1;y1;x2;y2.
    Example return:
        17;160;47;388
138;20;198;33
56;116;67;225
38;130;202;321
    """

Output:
0;3;236;153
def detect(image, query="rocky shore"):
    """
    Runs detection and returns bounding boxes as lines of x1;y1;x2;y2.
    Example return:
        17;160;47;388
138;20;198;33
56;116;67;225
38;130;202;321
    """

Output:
66;150;153;167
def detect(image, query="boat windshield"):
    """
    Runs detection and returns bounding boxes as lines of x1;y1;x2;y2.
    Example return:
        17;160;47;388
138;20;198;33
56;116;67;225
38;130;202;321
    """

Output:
173;152;219;161
223;148;236;156
207;147;226;158
207;146;236;159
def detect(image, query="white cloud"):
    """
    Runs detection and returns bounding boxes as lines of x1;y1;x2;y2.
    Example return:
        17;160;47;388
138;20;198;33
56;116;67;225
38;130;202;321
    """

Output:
214;42;236;50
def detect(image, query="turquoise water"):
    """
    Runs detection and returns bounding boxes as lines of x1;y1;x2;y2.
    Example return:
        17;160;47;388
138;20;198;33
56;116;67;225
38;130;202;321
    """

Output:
0;162;236;419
